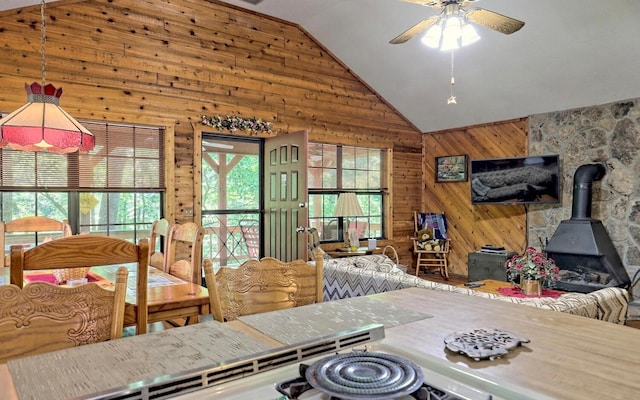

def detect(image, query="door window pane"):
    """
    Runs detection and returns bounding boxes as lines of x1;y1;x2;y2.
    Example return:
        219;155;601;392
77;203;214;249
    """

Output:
201;135;261;268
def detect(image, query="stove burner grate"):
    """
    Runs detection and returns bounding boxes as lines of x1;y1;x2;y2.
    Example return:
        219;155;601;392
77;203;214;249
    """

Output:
276;351;464;400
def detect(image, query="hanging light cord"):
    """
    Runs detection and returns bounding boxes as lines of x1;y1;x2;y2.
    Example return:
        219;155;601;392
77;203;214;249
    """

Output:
40;0;46;87
447;51;456;104
450;51;454;96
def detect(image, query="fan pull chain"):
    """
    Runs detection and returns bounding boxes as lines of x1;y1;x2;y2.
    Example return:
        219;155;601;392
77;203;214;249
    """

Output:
447;50;456;104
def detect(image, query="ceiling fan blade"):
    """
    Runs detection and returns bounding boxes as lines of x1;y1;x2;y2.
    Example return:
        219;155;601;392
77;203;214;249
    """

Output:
390;15;440;44
399;0;477;7
466;8;525;34
399;0;441;5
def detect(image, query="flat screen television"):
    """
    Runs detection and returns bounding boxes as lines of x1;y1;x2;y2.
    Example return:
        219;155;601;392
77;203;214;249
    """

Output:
470;155;560;205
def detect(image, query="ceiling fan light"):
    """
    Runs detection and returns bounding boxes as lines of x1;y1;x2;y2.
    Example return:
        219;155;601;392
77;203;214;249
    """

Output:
461;23;480;46
440;39;459;52
440;31;459;51
443;16;461;40
421;24;442;48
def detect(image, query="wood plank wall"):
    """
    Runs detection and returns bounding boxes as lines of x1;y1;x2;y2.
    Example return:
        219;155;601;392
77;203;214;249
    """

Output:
422;119;529;276
0;0;423;266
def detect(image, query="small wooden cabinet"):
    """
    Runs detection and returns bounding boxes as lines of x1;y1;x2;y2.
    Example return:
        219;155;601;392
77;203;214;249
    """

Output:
467;251;516;282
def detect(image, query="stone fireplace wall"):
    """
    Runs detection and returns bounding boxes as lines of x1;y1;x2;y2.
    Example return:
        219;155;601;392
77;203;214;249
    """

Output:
528;98;640;308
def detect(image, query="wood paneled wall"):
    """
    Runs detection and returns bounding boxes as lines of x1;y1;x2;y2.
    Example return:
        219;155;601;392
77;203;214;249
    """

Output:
0;1;422;266
422;119;529;276
0;1;532;275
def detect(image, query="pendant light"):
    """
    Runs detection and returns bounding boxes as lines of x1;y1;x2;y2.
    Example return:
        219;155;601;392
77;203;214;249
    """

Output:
0;0;95;154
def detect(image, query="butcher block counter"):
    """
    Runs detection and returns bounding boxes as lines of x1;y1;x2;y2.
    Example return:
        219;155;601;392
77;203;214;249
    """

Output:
373;288;640;399
2;287;639;399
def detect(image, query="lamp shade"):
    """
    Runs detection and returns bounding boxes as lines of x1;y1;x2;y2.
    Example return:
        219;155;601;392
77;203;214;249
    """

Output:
334;193;364;217
0;82;95;154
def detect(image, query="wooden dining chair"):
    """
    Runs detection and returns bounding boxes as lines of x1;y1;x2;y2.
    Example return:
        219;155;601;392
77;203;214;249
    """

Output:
204;251;324;322
202;259;225;323
10;234;150;335
0;216;72;266
158;222;205;327
0;267;128;364
165;222;205;284
149;218;172;269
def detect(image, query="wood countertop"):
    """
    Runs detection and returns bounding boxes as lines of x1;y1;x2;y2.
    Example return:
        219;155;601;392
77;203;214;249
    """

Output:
369;287;640;400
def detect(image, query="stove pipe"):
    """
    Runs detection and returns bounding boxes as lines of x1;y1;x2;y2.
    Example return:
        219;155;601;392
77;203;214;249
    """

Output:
571;163;606;219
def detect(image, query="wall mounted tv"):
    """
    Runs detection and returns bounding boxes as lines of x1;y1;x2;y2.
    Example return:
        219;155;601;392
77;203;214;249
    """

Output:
470;155;560;205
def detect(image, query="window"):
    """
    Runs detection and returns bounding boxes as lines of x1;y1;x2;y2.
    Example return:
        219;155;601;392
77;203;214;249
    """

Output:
0;121;164;244
308;143;387;243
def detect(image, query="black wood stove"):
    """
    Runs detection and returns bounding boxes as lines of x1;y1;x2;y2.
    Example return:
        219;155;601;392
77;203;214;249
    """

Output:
544;163;630;293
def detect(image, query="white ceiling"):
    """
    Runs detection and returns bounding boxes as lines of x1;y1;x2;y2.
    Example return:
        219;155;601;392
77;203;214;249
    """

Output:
4;0;640;132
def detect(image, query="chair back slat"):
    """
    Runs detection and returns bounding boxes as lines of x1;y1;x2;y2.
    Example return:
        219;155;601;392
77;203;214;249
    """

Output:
165;222;205;284
149;218;173;269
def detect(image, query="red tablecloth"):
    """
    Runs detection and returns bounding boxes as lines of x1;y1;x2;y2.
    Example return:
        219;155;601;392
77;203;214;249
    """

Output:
497;286;564;299
25;271;102;285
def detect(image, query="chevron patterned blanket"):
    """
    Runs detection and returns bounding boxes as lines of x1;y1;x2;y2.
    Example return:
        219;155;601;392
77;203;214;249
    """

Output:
322;255;629;324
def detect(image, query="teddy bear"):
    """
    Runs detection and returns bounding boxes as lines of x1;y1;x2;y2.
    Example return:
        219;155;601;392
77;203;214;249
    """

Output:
415;228;442;252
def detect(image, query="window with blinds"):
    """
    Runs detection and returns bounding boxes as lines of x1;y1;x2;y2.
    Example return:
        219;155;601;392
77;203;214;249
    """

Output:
0;121;164;242
0;122;164;190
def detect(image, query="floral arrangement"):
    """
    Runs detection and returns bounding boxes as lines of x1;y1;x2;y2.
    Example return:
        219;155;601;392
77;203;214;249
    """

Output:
201;115;272;135
505;247;560;284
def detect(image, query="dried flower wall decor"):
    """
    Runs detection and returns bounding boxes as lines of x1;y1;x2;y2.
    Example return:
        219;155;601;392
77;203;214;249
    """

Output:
201;115;272;135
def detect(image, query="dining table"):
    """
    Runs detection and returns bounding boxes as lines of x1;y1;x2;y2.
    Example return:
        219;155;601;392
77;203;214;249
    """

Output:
0;264;210;330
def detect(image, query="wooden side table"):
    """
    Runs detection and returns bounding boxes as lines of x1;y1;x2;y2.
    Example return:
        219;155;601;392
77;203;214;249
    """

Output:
457;279;566;297
326;246;380;258
456;279;513;296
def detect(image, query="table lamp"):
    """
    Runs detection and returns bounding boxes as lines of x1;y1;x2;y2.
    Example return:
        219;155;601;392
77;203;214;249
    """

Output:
334;192;364;250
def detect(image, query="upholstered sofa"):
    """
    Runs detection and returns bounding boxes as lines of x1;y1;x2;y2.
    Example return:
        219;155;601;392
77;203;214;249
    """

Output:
322;254;630;325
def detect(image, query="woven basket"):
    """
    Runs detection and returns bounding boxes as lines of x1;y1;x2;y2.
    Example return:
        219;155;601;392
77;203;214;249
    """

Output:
53;267;90;283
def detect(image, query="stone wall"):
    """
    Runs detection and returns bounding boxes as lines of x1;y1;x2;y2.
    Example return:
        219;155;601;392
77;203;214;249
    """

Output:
528;98;640;306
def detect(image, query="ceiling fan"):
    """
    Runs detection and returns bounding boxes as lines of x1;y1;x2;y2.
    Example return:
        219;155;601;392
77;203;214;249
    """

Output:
390;0;525;45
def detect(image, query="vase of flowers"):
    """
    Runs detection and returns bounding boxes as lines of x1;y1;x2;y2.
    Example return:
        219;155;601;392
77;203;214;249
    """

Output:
505;247;559;296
